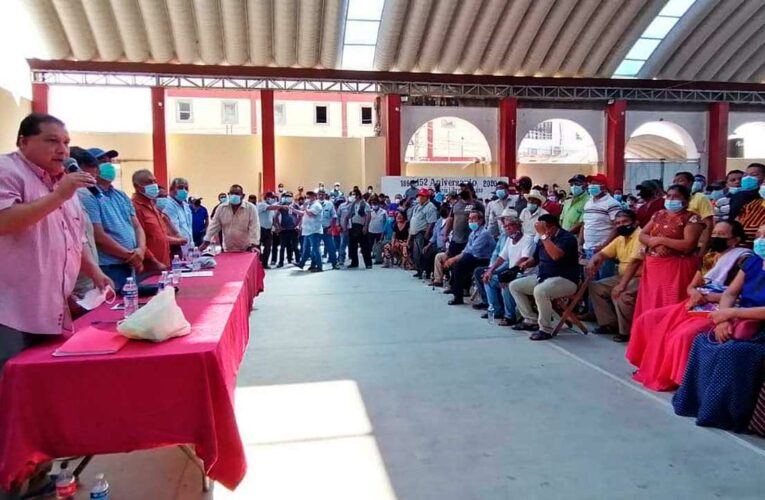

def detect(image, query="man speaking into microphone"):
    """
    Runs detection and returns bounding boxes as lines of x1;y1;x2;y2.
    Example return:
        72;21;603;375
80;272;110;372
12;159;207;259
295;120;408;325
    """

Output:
0;114;112;389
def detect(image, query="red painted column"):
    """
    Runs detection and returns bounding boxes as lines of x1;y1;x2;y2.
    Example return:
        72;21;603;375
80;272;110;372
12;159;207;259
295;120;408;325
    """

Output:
498;97;517;179
32;83;49;114
708;102;730;182
261;89;276;193
382;94;402;176
605;100;627;191
151;87;168;188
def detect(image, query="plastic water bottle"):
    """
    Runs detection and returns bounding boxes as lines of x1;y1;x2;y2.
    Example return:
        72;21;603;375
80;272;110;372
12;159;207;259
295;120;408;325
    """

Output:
122;277;138;318
191;246;202;271
487;304;495;325
158;270;169;291
90;473;110;499
55;463;77;499
171;254;182;284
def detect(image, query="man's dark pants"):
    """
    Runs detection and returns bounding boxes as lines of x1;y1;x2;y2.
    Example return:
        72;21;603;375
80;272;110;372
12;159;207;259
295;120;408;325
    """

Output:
412;232;427;275
260;227;273;266
449;254;489;300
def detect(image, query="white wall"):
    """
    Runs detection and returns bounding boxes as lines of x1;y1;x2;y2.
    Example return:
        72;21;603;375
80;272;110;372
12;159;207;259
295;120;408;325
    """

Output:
401;105;498;164
274;100;342;137
165;96;251;135
346;101;376;138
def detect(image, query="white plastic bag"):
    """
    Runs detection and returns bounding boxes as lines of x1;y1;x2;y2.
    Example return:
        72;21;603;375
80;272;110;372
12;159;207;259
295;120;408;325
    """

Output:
117;287;191;342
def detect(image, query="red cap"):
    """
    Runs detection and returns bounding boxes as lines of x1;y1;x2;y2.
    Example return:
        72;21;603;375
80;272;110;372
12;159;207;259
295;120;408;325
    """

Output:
586;173;608;185
417;188;430;197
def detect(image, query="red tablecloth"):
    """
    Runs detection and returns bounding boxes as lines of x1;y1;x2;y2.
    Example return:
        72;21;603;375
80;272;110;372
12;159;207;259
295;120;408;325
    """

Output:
0;253;264;491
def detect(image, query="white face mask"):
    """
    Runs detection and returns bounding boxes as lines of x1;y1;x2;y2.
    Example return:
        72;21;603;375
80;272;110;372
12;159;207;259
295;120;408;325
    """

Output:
76;286;116;311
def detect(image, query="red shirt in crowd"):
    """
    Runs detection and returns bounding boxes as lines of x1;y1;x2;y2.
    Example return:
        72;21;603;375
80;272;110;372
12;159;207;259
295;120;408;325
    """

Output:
637;197;665;228
132;194;171;270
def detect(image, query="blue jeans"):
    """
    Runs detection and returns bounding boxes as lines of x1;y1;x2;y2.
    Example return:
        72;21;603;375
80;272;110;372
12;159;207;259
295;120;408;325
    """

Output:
474;266;517;320
585;247;616;280
322;228;337;265
338;231;349;263
299;233;323;269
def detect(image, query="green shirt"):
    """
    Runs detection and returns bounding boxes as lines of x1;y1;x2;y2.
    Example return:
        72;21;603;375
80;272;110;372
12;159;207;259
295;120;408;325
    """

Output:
561;193;590;231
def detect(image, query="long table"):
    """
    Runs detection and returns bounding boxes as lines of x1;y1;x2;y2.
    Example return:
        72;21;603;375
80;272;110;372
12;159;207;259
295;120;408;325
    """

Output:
0;253;264;491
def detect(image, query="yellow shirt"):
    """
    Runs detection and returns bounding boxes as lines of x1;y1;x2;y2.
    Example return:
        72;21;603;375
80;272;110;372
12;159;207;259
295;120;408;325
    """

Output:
600;227;643;276
689;192;714;220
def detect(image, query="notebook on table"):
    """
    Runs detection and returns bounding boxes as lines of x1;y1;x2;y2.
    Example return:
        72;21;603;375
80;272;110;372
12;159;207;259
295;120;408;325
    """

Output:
53;328;130;357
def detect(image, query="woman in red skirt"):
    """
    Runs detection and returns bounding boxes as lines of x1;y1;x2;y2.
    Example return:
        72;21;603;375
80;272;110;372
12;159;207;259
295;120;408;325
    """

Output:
627;220;751;391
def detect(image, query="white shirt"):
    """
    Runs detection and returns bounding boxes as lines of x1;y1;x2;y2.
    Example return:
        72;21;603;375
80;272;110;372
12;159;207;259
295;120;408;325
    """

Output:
519;206;548;236
582;194;622;250
486;198;514;237
301;200;324;235
499;233;536;267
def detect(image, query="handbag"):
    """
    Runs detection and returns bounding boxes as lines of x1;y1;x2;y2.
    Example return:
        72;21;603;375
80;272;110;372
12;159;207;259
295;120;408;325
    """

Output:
117;287;191;342
497;265;521;284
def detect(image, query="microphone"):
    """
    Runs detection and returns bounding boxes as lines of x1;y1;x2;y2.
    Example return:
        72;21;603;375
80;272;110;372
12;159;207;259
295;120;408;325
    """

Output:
65;158;102;198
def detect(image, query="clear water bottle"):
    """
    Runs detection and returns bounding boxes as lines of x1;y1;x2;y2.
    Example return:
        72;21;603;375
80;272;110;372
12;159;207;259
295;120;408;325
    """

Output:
90;473;110;499
487;304;495;325
158;270;169;291
55;463;77;499
171;254;182;284
191;246;202;271
122;277;138;318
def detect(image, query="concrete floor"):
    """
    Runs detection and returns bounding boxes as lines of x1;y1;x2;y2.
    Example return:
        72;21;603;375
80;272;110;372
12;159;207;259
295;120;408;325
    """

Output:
75;264;765;499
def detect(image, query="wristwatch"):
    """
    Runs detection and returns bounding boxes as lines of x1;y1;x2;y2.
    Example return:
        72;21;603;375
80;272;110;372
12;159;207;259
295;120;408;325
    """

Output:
540;234;549;241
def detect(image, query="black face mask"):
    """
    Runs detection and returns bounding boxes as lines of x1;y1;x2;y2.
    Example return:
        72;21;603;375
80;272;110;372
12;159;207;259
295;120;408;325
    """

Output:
710;237;730;253
459;191;471;201
616;225;636;237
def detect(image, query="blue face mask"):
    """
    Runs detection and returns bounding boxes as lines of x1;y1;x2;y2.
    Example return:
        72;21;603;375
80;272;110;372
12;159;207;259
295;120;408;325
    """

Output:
728;186;741;195
228;194;242;205
709;190;724;201
495;189;507;199
144;183;159;199
527;203;539;212
434;193;445;203
664;199;684;213
760;186;765;200
156;197;169;209
614;194;623;202
571;185;584;196
174;189;188;202
588;184;602;196
754;238;765;259
691;181;703;193
468;222;480;231
98;163;117;182
742;176;759;190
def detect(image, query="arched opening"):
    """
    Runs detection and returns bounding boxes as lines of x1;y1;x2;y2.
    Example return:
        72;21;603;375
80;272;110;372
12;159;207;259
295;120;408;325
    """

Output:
728;122;765;172
517;119;598;189
624;121;700;192
404;116;492;177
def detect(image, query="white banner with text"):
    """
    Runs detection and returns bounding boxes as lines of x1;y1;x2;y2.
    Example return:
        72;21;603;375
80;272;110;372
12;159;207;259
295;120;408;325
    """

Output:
381;176;509;199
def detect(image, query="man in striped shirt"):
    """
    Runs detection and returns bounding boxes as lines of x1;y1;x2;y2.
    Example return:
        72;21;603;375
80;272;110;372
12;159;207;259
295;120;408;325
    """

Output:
736;183;765;246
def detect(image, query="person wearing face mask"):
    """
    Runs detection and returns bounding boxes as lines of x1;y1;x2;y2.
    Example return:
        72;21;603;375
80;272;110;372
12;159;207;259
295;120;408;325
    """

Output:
293;191;324;271
132;169;186;274
367;195;387;246
444;211;495;305
519;189;548;236
444;188;473;258
275;192;299;267
479;213;536;326
635;179;665;228
330;182;343;198
201;184;261;253
317;189;339;270
256;191;282;269
486;181;514;238
628;220;752;391
190;197;209;247
423;205;451;282
712;170;743;222
336;195;352;265
673;172;714;252
632;184;705;325
735;172;765;245
162;177;194;257
404;179;420;202
78;156;148;292
586;210;644;342
675;224;765;431
409;188;439;279
561;174;589;234
580;174;622;280
729;163;765;220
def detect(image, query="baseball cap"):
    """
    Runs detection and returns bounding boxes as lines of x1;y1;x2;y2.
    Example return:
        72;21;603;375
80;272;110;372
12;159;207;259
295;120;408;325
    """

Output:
69;146;98;167
417;188;430;197
568;174;587;184
586;174;608;185
87;147;119;160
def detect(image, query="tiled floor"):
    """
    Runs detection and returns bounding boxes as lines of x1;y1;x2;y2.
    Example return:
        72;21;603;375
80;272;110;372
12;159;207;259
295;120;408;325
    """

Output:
71;264;765;499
